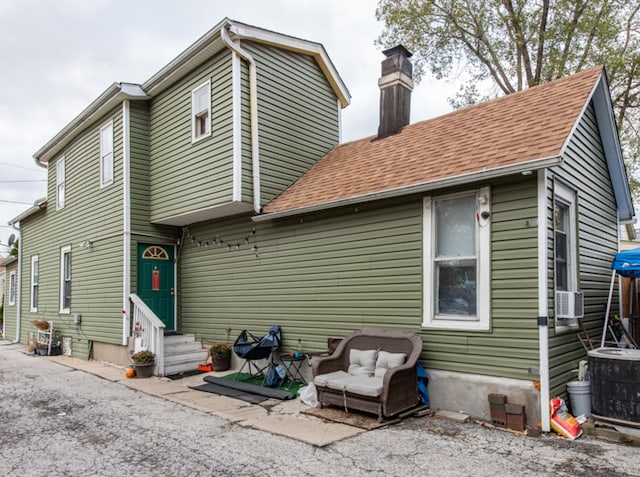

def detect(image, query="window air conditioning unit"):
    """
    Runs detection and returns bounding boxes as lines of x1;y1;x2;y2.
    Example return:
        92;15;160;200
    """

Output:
556;291;584;319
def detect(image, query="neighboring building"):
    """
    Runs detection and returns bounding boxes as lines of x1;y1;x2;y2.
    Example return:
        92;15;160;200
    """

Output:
3;19;633;432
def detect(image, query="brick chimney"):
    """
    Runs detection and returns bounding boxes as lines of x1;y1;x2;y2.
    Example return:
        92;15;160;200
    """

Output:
377;45;414;139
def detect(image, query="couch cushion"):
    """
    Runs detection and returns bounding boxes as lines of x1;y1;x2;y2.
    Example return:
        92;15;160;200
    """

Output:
374;351;407;378
324;374;383;397
348;349;378;376
313;370;350;387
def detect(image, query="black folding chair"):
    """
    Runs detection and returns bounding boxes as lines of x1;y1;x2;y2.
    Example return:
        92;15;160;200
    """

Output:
232;325;282;381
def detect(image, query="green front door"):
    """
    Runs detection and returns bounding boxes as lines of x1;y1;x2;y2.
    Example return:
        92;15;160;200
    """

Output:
137;244;175;330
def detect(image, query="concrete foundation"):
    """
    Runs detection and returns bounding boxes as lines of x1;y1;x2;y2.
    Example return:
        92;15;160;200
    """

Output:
426;368;541;427
92;341;130;367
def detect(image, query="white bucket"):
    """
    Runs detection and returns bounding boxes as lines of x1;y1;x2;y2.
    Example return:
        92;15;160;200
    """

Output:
567;380;591;417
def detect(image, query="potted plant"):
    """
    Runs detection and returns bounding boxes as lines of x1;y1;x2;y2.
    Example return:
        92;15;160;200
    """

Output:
131;350;155;378
210;342;232;371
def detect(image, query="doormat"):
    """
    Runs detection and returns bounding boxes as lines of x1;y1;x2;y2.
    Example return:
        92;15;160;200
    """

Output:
302;406;400;430
165;369;203;380
204;376;295;400
223;372;304;395
189;382;269;404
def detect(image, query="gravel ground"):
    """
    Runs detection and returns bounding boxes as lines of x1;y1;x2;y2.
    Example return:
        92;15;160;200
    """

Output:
0;343;638;477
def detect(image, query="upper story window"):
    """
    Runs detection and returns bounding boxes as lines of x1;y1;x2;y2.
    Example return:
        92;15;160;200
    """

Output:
60;245;71;313
100;122;114;187
56;157;65;210
9;270;17;306
191;80;211;142
30;255;39;312
423;187;491;331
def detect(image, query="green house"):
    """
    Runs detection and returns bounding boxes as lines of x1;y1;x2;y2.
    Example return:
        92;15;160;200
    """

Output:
2;19;633;433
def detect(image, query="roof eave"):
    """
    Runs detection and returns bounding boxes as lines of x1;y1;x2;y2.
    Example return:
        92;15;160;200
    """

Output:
0;256;17;267
560;69;634;223
33;83;148;165
253;156;561;222
8;197;47;226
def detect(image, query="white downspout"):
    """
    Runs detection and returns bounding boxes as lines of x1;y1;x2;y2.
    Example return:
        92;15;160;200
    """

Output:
122;100;131;345
537;169;551;432
220;25;262;213
10;223;22;344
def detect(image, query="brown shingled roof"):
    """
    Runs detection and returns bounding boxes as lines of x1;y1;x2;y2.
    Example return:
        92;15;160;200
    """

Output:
262;66;603;216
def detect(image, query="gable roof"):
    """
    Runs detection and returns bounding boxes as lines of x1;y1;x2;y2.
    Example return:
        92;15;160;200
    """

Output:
259;66;633;222
33;18;350;166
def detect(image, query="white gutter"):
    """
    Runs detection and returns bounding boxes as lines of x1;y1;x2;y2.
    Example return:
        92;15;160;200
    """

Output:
537;169;551;432
10;222;22;344
122;100;132;345
221;26;262;213
254;155;563;222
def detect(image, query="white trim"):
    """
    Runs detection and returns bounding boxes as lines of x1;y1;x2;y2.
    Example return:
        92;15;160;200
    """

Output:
553;180;579;332
30;255;39;312
172;244;178;331
231;51;242;201
59;245;71;314
337;98;342;143
99;120;114;187
56;157;65;210
537;169;551;433
122;100;132;345
8;270;16;306
191;80;211;143
422;187;491;331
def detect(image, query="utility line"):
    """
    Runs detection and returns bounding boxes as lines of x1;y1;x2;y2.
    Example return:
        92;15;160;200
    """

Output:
0;161;43;172
0;199;33;205
0;180;45;183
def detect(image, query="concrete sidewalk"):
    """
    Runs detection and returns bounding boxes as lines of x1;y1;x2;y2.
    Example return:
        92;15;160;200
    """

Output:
45;353;365;447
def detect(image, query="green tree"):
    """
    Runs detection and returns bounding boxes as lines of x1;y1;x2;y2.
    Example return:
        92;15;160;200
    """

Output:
377;0;640;195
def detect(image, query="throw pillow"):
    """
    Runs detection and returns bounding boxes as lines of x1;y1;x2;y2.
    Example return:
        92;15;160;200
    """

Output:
374;351;407;378
348;349;378;376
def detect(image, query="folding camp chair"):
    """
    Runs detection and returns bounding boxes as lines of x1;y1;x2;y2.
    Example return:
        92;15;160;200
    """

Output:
232;325;282;381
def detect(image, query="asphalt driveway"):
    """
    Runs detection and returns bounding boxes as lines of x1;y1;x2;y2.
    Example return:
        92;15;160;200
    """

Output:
0;342;638;477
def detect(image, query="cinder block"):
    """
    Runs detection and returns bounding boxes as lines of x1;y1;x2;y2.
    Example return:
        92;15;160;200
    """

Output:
488;393;507;404
490;403;506;428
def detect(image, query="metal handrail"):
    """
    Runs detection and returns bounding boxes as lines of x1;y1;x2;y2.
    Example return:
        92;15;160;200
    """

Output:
129;294;165;376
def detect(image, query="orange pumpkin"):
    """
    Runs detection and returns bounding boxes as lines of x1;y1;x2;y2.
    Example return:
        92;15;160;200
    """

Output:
125;367;136;378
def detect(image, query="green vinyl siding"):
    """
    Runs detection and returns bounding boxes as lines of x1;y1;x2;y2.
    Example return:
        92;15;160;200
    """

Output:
148;51;234;222
14;106;126;358
241;42;340;204
423;178;540;379
547;102;619;395
179;178;540;380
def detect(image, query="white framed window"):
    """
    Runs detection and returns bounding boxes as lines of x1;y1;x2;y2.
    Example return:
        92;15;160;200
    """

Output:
554;182;577;293
423;187;491;330
554;181;580;330
56;157;65;210
191;80;211;142
30;255;39;312
100;121;114;187
60;245;71;313
9;270;17;306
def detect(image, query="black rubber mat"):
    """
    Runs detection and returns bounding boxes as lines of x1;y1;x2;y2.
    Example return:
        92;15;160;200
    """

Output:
202;375;296;400
189;382;269;404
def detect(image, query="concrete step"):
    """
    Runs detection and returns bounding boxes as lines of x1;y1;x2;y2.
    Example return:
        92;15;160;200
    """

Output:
164;349;208;365
164;333;201;346
164;341;207;357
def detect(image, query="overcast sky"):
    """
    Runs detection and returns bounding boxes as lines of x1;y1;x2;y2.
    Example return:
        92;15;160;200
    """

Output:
0;0;457;255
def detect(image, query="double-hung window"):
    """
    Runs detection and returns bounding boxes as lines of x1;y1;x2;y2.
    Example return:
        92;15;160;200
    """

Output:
191;81;211;142
56;157;65;210
554;181;579;328
423;187;491;330
100;122;114;187
60;245;71;313
30;255;39;312
9;270;17;306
